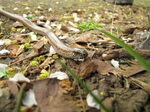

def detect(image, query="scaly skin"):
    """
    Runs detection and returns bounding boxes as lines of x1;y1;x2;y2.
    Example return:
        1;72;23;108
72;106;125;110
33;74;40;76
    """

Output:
0;6;88;59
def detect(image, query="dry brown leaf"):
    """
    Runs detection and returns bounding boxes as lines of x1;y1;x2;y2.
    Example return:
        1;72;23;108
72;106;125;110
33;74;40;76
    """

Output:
33;40;44;53
10;33;27;43
93;59;118;75
33;78;77;112
61;26;69;32
25;40;45;58
55;30;64;36
102;51;119;60
6;44;20;56
130;77;150;94
76;30;100;43
7;81;19;97
39;57;54;69
59;79;73;91
16;45;25;56
77;58;98;79
12;22;24;27
71;42;88;49
0;80;7;88
118;60;145;77
75;100;89;111
87;50;96;58
7;81;33;97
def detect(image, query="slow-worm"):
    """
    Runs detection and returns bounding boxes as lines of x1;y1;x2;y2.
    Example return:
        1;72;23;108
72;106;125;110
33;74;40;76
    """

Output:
0;6;88;59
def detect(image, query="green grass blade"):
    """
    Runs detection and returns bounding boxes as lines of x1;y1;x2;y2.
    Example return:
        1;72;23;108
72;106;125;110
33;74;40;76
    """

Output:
55;58;111;112
15;83;26;112
102;31;150;72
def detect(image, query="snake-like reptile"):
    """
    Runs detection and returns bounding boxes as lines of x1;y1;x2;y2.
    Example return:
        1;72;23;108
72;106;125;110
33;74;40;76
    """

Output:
0;6;88;59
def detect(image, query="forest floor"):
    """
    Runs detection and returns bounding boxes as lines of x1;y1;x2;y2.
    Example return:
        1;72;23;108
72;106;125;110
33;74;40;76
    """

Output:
0;0;150;112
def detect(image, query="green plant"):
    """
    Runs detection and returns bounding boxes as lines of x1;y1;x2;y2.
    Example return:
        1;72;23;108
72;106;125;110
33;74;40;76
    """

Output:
79;21;102;32
24;38;32;49
148;14;150;24
37;69;49;79
102;31;150;72
15;83;26;112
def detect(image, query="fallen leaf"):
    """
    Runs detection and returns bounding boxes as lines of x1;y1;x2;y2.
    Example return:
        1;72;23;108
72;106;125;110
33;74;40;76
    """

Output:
7;80;19;97
118;60;145;77
12;21;24;27
76;30;100;43
102;51;119;60
24;40;45;59
75;100;89;111
6;44;20;56
16;45;25;56
39;56;54;69
71;42;87;49
10;33;26;43
77;58;98;79
130;77;150;94
93;59;118;75
61;26;69;32
59;79;73;91
33;40;44;53
0;80;6;88
33;78;77;112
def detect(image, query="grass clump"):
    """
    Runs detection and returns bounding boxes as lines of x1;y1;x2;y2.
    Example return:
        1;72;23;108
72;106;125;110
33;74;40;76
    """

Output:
79;21;102;32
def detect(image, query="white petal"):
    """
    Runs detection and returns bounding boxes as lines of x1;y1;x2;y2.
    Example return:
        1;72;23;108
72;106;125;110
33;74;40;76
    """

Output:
9;73;30;82
72;13;80;22
23;14;27;18
68;21;77;27
22;89;37;107
13;8;18;10
69;27;80;32
0;49;10;54
49;71;69;80
49;46;56;54
28;32;38;41
58;35;68;39
39;16;44;20
0;64;8;68
74;58;84;61
25;7;30;10
111;59;122;71
0;40;5;45
48;8;52;12
86;90;100;110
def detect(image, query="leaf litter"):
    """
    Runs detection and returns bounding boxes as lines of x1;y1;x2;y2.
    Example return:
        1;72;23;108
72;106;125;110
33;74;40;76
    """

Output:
0;0;150;112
